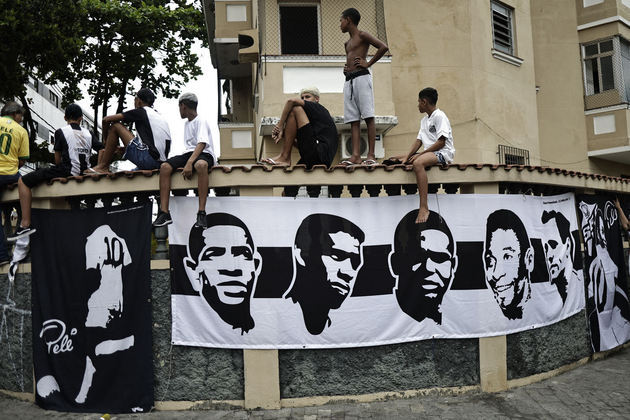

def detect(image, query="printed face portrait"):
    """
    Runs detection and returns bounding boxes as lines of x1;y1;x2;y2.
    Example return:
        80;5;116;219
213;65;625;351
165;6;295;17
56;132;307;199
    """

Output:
84;225;132;328
196;226;256;305
541;210;574;303
390;210;457;324
484;210;533;319
185;213;260;332
544;223;571;280
293;215;364;309
286;214;365;335
579;201;619;315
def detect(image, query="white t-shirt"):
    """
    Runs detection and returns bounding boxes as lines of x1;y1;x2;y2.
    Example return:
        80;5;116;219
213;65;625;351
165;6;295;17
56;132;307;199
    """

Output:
183;115;216;161
58;124;93;176
416;108;455;163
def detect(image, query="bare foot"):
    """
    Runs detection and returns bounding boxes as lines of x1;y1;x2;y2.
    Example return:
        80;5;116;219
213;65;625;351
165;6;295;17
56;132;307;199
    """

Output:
416;207;429;224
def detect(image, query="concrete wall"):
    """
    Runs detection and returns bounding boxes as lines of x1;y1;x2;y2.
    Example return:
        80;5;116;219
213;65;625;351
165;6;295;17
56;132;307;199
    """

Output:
507;311;591;379
0;272;33;394
279;339;479;398
531;0;591;172
382;0;540;164
0;267;596;403
151;270;244;401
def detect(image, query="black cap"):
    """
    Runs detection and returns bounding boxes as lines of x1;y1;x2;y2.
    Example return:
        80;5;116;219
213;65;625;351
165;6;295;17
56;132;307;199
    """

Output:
65;103;83;120
136;88;156;106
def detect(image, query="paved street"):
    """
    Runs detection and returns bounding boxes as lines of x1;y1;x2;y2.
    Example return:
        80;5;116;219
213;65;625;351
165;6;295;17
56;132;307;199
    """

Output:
1;345;628;419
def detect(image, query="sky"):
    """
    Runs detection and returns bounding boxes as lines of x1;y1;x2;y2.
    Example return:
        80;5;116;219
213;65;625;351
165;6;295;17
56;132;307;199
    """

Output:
79;42;220;168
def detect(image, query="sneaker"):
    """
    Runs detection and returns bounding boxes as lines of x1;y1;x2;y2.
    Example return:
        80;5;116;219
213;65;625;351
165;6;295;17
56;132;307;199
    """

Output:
152;211;172;227
7;226;36;242
195;211;207;228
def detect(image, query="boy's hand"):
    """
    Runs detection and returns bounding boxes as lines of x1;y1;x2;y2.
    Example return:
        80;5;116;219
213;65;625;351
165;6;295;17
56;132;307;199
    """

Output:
354;57;369;69
182;162;193;180
405;154;419;164
271;124;284;143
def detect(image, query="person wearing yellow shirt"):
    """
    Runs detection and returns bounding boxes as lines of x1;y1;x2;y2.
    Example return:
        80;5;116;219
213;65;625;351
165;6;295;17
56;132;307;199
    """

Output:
0;101;29;265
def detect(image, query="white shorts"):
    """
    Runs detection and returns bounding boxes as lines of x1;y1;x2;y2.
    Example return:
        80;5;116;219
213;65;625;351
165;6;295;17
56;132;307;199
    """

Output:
343;73;375;123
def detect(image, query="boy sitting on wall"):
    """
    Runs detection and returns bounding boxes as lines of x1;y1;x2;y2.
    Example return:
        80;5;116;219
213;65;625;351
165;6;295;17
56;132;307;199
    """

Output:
8;104;97;241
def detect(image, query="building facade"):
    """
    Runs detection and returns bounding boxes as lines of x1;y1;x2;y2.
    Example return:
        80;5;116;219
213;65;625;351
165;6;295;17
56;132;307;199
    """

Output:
19;77;100;171
204;0;630;176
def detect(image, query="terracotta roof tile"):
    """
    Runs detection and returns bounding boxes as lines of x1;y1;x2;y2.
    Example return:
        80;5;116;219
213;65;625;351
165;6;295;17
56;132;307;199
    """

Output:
6;163;630;190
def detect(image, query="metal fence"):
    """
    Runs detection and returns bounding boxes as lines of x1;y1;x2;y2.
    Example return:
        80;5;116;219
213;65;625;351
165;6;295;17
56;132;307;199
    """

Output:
259;0;388;56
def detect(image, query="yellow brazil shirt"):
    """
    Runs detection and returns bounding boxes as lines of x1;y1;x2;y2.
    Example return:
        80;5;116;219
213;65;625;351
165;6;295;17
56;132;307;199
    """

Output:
0;116;29;175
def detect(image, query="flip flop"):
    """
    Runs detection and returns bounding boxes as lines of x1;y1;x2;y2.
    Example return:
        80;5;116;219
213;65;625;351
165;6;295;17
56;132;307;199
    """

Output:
362;159;378;166
339;160;359;167
85;167;107;175
259;158;289;167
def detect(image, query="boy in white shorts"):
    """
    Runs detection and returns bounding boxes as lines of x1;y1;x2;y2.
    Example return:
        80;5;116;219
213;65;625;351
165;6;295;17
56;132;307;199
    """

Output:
400;87;455;224
340;7;388;166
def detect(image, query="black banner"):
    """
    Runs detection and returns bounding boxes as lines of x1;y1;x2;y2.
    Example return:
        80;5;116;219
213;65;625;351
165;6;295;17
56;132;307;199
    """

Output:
31;204;153;413
577;195;630;352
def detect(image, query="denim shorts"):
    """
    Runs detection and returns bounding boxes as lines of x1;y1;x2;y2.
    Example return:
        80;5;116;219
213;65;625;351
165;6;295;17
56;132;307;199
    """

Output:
122;136;161;170
433;152;447;167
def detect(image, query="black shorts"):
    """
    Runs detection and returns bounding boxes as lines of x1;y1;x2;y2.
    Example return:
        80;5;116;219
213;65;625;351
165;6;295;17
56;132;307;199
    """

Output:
296;124;330;168
164;152;214;171
21;165;71;189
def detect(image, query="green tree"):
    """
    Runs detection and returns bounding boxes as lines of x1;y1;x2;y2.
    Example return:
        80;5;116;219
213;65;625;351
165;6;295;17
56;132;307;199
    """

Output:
77;0;207;136
1;0;207;163
0;0;87;163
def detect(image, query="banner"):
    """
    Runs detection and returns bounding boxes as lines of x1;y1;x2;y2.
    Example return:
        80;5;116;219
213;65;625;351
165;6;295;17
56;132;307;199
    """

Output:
577;195;630;352
170;194;584;349
31;204;153;413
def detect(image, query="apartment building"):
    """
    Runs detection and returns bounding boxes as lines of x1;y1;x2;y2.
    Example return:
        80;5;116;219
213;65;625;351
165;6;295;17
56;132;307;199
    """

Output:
203;0;630;176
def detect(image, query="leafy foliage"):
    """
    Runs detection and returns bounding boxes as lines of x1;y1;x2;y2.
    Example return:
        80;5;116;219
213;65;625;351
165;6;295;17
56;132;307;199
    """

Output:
0;0;207;162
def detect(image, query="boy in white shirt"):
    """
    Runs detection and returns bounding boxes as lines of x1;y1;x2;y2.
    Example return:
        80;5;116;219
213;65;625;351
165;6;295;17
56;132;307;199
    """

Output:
401;87;455;224
152;93;216;228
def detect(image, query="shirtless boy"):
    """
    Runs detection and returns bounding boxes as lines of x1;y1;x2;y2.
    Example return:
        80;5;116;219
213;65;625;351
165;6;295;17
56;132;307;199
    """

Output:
340;8;388;166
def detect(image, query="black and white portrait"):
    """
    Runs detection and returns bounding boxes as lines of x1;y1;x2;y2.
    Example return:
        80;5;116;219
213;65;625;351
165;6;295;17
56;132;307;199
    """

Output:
32;204;153;413
38;225;136;405
184;212;261;333
484;209;533;320
541;210;576;304
389;210;457;325
578;199;630;351
284;214;365;335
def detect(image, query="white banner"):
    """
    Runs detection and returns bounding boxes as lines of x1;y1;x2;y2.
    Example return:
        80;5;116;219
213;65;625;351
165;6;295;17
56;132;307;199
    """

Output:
169;193;584;349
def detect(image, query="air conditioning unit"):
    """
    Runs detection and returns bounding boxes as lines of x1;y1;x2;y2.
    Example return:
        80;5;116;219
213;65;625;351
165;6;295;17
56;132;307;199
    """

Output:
341;133;385;159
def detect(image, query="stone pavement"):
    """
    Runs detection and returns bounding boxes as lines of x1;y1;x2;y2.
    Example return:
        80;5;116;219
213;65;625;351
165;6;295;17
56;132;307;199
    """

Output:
1;346;628;419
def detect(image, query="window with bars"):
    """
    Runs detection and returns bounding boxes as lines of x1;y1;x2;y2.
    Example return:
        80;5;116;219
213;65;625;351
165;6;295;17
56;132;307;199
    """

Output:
498;144;529;165
279;4;319;54
583;39;615;95
491;1;514;55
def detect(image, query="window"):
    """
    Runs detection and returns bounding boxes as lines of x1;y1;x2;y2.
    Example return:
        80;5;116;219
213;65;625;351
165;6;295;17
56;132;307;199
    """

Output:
49;91;59;108
29;76;39;91
583;39;615;95
498;144;529;165
491;1;514;55
279;4;319;54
